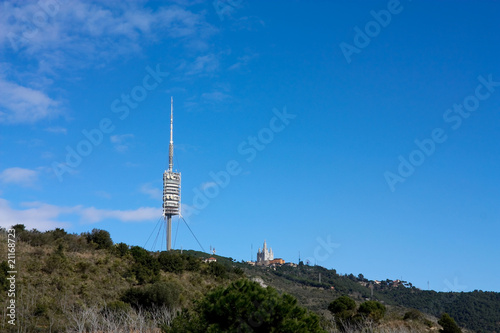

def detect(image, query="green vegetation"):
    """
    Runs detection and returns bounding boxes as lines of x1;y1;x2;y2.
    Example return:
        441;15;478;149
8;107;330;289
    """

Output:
167;279;325;332
358;300;386;321
438;313;462;333
328;295;357;321
249;262;500;332
122;281;181;309
84;228;113;250
0;226;498;332
328;296;386;330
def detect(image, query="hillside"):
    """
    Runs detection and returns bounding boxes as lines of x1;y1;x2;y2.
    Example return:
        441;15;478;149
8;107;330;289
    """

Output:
1;226;498;332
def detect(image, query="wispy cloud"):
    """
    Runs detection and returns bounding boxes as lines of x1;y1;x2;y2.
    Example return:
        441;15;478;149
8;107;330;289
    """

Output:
228;53;259;71
0;77;61;124
186;54;219;75
140;183;162;200
110;134;134;153
0;198;161;230
0;1;216;68
0;167;38;188
201;91;231;102
78;206;160;224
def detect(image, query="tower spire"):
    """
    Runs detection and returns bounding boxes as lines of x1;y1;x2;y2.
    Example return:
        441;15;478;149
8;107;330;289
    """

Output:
169;96;173;172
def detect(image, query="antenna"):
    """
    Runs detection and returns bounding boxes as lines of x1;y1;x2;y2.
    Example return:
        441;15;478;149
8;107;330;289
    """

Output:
169;96;173;172
163;96;181;251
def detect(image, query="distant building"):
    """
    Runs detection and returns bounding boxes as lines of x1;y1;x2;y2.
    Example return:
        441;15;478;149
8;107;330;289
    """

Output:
269;258;285;266
256;240;274;264
204;257;217;263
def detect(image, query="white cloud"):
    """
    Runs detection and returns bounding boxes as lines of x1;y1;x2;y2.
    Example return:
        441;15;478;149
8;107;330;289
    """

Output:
0;167;38;187
0;199;70;230
78;206;160;224
0;198;161;230
0;1;216;67
0;78;60;124
110;134;134;153
140;183;162;200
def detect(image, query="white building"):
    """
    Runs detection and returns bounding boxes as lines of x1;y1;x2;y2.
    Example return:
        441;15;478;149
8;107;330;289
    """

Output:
257;240;274;263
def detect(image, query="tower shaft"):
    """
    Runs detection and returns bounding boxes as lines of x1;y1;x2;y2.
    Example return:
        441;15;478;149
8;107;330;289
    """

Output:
167;216;172;251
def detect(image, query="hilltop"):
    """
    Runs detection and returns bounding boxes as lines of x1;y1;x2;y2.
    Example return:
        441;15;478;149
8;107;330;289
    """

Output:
1;225;498;332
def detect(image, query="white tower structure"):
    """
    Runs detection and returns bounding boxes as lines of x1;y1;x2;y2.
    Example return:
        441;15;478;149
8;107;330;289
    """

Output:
163;97;181;251
257;240;274;263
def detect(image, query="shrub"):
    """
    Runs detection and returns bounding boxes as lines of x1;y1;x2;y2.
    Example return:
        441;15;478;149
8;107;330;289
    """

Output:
328;295;357;330
404;308;424;321
167;279;325;332
207;261;228;279
86;229;113;249
114;242;129;257
328;295;356;315
158;252;184;273
358;300;386;321
438;313;462;333
104;300;131;314
128;246;160;284
122;281;181;309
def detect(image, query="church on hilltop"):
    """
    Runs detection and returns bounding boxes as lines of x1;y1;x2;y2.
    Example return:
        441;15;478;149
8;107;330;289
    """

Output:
257;240;274;263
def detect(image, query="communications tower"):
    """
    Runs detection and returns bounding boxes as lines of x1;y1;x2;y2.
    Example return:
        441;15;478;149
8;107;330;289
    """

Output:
162;97;181;251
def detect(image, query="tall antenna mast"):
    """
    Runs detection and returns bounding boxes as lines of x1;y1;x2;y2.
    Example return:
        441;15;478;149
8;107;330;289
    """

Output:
169;96;173;172
163;96;181;251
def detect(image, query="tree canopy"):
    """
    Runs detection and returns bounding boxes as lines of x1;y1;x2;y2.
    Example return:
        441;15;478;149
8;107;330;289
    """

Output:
438;313;462;333
167;279;325;333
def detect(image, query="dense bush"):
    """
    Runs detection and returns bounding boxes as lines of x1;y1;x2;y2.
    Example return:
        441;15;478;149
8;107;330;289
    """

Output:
114;242;129;257
438;313;462;333
122;281;181;309
358;300;386;321
158;251;201;273
328;295;357;330
128;246;160;284
158;251;184;273
85;229;113;249
167;279;325;332
206;261;227;279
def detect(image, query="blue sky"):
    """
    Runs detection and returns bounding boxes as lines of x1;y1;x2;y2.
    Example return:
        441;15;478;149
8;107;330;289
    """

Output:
1;0;499;292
